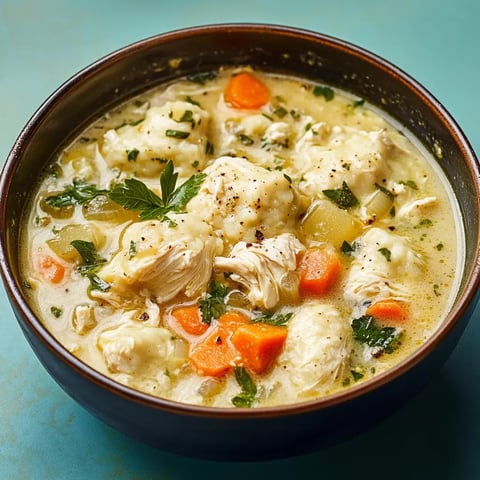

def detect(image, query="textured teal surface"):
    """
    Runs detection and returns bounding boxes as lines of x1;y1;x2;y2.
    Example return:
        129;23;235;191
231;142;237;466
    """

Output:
1;1;479;478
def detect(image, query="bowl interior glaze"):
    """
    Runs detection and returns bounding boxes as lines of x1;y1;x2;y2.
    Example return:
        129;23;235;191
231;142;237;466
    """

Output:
1;24;479;460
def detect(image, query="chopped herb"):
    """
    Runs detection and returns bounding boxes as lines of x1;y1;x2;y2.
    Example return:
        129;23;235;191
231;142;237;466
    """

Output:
128;240;137;259
351;315;402;354
290;109;301;120
351;369;364;381
205;140;214;155
109;160;206;223
232;367;257;408
45;179;109;207
192;160;199;168
251;312;293;327
389;205;396;217
199;281;229;325
262;113;274;121
378;247;392;262
433;284;441;296
50;306;63;318
342;162;351;171
375;183;394;200
341;240;358;255
313;85;335;101
435;243;444;251
418;218;433;227
70;240;110;292
178;110;194;124
342;377;351;387
273;106;288;118
185;95;201;107
322;181;359;209
352;98;365;108
165;129;190;139
305;122;312;132
186;71;217;84
283;173;292;184
127;148;140;161
239;134;254;146
399;180;418;190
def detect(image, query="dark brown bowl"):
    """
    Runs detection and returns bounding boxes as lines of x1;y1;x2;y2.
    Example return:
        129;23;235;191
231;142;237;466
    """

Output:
1;24;479;461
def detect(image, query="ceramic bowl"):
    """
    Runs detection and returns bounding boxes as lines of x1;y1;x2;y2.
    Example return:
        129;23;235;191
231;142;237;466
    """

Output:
1;24;479;461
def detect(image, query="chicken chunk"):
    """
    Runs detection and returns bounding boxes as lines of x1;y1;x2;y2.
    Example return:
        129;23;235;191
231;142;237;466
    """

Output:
186;156;299;247
214;233;305;309
92;213;222;306
101;101;210;177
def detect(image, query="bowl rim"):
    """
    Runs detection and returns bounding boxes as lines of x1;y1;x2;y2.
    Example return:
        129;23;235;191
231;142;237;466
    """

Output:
1;22;480;419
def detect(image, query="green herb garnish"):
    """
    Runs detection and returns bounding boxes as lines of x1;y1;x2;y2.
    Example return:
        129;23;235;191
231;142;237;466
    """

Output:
351;315;402;355
70;240;110;292
199;281;229;325
322;181;359;209
232;367;257;408
109;160;206;223
127;148;140;161
128;240;137;259
273;106;288;118
186;71;217;84
165;129;190;139
399;180;418;190
45;179;108;207
205;140;214;155
313;85;335;101
251;312;293;327
378;247;392;262
50;306;63;318
341;240;358;256
185;95;201;107
239;134;254;146
375;183;395;200
352;99;365;108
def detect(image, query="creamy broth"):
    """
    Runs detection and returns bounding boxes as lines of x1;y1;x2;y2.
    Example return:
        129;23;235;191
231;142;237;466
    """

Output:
21;68;462;407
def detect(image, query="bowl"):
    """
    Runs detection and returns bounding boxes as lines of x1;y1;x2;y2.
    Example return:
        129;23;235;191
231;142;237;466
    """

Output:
1;24;479;461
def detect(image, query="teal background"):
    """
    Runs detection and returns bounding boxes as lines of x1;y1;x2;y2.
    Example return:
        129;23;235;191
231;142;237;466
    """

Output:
1;1;479;478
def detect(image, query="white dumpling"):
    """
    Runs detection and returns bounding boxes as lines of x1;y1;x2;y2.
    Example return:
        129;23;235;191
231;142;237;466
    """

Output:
275;303;351;395
92;213;222;306
186;156;299;247
214;233;305;309
343;227;425;305
101;101;210;177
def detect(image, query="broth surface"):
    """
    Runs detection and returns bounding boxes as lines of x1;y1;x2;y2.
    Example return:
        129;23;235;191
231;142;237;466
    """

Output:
21;68;462;407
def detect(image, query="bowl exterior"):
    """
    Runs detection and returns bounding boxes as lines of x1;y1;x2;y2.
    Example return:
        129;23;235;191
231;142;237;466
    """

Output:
1;24;479;460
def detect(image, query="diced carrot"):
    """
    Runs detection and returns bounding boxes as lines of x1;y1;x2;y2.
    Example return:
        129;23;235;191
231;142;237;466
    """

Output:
189;322;240;377
171;305;209;336
217;310;249;326
224;72;270;109
366;300;408;323
298;245;341;296
37;254;65;283
231;323;287;374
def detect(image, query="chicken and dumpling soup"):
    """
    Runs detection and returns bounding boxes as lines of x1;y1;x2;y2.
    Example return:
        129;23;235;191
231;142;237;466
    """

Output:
21;68;462;407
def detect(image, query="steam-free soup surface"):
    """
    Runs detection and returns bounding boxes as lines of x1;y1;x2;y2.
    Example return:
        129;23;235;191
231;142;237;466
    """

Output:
22;68;461;407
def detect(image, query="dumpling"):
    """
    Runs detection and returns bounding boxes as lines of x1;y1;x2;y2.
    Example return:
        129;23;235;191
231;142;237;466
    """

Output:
343;227;425;306
92;212;222;306
186;156;300;247
214;233;305;309
101;101;210;177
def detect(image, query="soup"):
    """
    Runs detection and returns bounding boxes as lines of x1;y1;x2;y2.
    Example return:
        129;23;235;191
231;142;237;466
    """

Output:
21;68;461;408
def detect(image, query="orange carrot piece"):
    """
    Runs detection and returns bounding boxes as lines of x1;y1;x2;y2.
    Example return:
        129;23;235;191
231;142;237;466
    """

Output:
217;310;249;326
171;305;209;336
224;72;270;109
231;323;288;374
189;323;240;377
298;245;341;296
38;254;65;283
366;300;408;323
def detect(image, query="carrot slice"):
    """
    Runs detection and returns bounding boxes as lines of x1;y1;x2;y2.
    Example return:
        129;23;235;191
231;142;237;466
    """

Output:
231;323;288;374
171;305;209;336
224;72;270;109
217;310;249;326
37;254;65;283
189;323;239;377
298;245;341;296
366;300;408;323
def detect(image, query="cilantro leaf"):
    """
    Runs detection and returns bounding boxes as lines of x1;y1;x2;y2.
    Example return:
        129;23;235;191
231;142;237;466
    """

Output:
322;181;359;209
378;247;392;262
108;160;206;222
199;281;229;325
232;367;257;408
46;179;108;207
70;240;110;292
351;315;402;354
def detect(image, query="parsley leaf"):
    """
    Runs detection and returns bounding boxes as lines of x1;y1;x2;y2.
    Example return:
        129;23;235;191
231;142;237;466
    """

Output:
322;181;359;209
351;315;402;355
251;312;293;327
199;281;229;325
70;240;110;292
341;240;358;256
108;160;206;223
378;247;392;262
45;179;108;207
232;367;257;408
186;71;218;84
313;85;335;101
